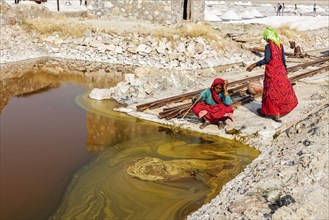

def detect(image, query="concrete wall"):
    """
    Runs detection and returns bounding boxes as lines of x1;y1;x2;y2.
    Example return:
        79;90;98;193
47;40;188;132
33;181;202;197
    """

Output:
88;0;205;25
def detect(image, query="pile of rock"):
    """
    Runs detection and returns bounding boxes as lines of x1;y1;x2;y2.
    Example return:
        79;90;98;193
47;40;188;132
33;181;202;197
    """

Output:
0;0;254;68
35;31;252;70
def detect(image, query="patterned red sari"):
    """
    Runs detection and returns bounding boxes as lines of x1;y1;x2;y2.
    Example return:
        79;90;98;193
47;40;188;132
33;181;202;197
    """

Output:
192;90;234;124
262;41;298;116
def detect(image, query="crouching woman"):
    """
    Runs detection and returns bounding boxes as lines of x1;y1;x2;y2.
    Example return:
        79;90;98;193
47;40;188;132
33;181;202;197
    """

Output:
192;78;234;129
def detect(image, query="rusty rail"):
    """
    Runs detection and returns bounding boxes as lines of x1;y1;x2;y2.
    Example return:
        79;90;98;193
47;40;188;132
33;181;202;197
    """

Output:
289;65;329;82
136;57;329;111
287;57;329;72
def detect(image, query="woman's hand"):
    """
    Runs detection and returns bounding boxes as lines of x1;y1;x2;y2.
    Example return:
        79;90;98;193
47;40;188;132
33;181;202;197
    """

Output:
223;81;229;96
192;96;200;103
246;63;257;72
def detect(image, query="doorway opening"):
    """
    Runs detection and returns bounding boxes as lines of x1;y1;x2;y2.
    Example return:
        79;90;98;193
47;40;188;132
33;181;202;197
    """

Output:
183;0;191;20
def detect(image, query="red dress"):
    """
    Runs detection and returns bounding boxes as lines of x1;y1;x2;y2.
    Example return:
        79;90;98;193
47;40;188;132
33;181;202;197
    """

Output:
192;101;233;124
262;41;298;116
192;88;234;124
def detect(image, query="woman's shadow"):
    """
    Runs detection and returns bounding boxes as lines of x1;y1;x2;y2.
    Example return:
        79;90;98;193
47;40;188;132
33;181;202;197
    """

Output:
243;100;286;123
242;100;262;116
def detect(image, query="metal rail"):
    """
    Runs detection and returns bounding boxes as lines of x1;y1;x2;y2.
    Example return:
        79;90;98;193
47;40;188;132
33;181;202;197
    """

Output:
289;65;329;82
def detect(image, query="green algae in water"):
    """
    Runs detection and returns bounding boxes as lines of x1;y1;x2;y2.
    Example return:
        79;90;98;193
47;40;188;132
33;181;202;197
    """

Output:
50;93;259;220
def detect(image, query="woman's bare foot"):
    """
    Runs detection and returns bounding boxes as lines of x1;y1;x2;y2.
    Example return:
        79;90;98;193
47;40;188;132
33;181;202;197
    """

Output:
200;120;210;129
218;121;226;129
273;116;282;123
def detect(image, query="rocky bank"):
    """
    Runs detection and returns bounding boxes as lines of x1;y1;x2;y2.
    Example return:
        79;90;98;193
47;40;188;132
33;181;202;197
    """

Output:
188;107;329;220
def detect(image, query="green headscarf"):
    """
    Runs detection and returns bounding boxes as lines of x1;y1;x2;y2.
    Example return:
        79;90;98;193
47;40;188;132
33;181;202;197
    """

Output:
262;26;281;48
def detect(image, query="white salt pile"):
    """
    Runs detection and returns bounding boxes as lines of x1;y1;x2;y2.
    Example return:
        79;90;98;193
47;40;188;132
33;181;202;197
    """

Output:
250;8;264;18
205;1;222;6
205;5;215;13
240;10;254;19
213;6;223;16
204;7;222;22
221;10;241;21
204;13;221;21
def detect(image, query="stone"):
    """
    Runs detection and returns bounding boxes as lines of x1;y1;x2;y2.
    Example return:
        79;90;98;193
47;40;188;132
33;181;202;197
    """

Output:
104;2;113;8
88;88;112;100
124;74;135;84
7;18;16;26
266;190;281;202
114;46;123;54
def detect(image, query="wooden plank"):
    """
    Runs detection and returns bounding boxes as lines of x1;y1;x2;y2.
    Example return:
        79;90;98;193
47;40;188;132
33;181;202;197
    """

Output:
162;103;192;112
225;32;248;38
232;37;259;43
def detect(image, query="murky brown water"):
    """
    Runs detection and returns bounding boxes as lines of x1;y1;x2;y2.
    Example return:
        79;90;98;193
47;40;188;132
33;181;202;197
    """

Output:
0;62;259;220
0;83;91;220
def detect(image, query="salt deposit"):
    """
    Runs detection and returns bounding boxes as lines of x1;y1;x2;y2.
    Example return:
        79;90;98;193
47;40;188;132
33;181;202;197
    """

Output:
228;15;328;31
250;8;264;17
261;4;273;7
204;6;222;21
204;6;213;14
221;10;241;21
204;12;221;21
213;7;223;16
240;10;255;19
18;0;88;12
205;1;222;6
233;1;252;6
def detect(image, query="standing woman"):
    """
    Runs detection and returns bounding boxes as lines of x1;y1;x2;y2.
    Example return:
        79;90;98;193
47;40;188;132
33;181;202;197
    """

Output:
294;4;298;15
246;26;298;122
192;78;234;129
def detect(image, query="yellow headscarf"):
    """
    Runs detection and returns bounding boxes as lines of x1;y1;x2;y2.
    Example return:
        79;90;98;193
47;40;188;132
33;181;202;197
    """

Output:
262;26;281;48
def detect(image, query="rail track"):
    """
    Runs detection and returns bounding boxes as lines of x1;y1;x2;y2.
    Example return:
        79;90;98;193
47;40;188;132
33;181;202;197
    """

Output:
136;57;329;120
